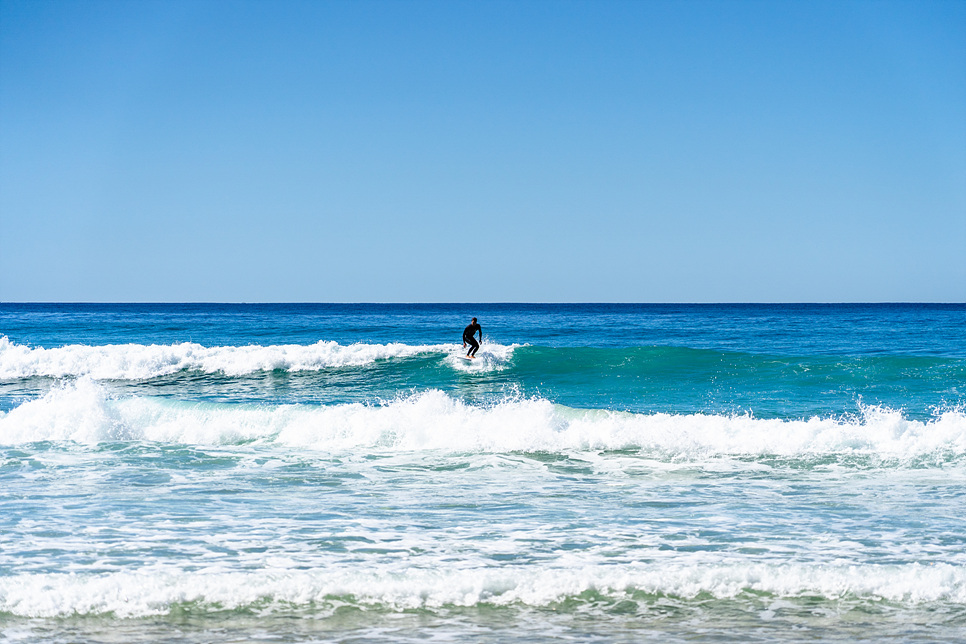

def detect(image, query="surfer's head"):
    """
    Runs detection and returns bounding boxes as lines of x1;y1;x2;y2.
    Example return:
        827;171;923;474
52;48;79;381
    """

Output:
471;317;477;323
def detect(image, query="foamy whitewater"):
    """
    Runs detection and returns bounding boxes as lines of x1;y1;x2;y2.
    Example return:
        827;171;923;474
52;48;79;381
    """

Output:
1;304;964;643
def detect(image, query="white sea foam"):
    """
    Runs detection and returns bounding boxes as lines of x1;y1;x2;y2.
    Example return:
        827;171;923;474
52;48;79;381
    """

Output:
0;381;963;459
0;336;514;379
1;562;963;617
445;343;516;372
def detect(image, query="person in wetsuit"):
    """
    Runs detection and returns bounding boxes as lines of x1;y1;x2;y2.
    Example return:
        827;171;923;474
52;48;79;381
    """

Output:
463;317;482;358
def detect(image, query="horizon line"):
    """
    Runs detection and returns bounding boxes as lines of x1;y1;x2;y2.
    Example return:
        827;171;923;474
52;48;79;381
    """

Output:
2;301;964;306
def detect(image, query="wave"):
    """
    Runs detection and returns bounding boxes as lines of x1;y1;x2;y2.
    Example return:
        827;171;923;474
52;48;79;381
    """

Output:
0;336;518;379
1;562;963;618
0;381;962;460
4;336;962;383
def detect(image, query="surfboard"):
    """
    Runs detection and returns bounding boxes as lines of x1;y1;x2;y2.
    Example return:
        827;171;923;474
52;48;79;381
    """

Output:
457;355;475;361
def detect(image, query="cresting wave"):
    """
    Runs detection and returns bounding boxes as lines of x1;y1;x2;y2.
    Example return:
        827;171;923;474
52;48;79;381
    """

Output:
2;562;963;618
0;336;516;379
1;381;963;459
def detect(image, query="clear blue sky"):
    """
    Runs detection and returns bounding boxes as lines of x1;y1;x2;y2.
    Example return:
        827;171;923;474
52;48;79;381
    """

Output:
1;0;964;302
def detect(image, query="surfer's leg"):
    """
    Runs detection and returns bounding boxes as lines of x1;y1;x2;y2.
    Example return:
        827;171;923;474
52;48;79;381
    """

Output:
467;337;479;357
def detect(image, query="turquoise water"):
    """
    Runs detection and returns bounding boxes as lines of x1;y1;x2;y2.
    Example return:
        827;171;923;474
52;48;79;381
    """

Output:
1;304;964;642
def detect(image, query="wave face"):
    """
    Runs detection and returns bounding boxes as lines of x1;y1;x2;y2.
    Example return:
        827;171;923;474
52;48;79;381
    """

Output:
2;304;965;643
4;335;962;383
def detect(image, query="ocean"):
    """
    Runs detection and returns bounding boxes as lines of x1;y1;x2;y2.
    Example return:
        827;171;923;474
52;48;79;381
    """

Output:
0;303;964;643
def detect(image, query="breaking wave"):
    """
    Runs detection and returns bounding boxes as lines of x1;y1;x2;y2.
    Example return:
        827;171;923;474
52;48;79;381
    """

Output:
0;336;516;379
2;562;963;618
0;381;962;460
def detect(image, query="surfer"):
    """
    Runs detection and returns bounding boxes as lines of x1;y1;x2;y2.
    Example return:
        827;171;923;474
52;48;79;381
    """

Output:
463;317;482;358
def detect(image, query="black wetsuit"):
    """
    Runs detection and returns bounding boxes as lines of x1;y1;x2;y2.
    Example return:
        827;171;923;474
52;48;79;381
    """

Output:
463;323;482;357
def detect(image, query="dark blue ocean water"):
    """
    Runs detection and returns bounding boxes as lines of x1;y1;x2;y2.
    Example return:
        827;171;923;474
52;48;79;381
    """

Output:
1;303;964;643
4;303;964;354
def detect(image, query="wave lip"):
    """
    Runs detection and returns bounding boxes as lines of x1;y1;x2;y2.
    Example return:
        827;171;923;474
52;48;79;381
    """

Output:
1;383;963;461
0;336;460;379
2;562;963;618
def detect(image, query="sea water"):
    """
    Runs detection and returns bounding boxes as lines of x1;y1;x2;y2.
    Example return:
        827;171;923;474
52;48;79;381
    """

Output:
0;303;963;643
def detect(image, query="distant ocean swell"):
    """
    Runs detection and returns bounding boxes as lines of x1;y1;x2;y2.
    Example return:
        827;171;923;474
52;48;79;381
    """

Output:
1;382;962;462
2;562;964;618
